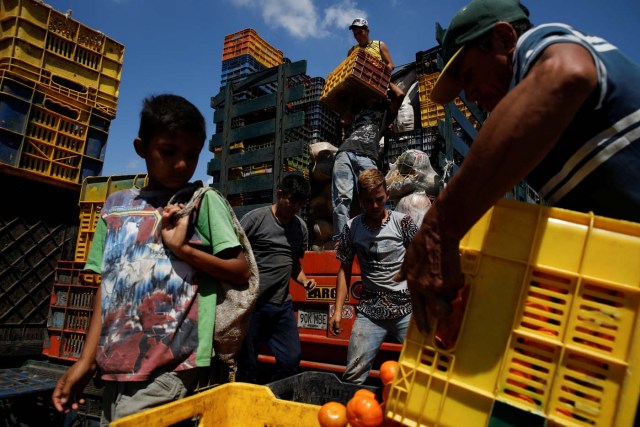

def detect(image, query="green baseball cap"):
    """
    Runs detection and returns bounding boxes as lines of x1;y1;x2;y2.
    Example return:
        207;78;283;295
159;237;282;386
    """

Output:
430;0;529;104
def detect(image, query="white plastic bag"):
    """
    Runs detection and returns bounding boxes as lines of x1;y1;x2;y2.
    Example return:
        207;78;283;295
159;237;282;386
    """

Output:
310;142;338;183
385;149;440;200
395;191;432;226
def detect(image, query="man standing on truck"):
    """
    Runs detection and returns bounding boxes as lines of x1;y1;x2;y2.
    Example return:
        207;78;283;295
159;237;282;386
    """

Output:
331;18;406;243
236;174;317;383
330;169;418;384
395;0;640;335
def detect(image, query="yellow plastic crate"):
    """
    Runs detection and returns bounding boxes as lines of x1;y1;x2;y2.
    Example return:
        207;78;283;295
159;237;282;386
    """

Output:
0;77;114;187
0;0;124;116
417;72;474;127
110;382;321;427
320;48;391;115
385;198;640;427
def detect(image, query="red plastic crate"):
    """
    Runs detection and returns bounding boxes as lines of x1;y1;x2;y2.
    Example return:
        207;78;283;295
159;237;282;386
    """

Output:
43;261;100;362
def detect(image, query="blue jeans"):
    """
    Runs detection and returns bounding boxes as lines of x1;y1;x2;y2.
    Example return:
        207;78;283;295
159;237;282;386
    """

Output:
236;300;301;383
332;151;378;239
342;312;411;384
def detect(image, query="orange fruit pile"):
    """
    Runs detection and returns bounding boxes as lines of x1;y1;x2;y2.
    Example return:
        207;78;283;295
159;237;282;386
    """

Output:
318;360;402;427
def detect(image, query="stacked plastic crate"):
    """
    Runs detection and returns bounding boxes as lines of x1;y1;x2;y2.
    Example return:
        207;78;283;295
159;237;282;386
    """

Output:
0;0;125;189
219;28;283;100
415;46;476;129
290;76;340;146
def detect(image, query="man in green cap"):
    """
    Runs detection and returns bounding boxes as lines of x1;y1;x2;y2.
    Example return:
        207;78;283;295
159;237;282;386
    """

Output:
395;0;640;332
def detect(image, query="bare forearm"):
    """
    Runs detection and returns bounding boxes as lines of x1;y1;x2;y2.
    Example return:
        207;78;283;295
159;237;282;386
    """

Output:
334;266;351;311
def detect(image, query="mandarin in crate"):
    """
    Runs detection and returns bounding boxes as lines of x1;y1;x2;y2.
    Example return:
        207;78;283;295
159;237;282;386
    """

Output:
317;401;348;427
379;360;398;386
346;394;383;427
353;388;377;400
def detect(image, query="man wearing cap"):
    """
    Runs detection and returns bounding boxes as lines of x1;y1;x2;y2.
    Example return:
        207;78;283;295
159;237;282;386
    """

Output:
331;18;406;242
395;0;640;333
347;18;404;101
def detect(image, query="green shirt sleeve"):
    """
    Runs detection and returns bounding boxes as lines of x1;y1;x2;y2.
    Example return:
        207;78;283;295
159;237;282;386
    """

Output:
85;217;106;273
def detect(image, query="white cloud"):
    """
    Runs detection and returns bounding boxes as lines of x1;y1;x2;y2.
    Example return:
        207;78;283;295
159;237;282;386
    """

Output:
126;158;142;171
230;0;366;39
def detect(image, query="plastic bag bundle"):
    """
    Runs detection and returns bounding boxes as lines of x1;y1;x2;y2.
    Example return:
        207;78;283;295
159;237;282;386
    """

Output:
385;149;440;200
394;191;432;227
310;142;338;183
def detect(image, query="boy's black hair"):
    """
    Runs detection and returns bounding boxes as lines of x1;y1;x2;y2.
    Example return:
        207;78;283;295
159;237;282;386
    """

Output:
138;94;206;145
278;174;311;201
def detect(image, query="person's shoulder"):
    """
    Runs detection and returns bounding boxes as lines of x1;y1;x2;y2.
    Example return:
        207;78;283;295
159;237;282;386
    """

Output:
517;23;580;49
294;214;308;229
241;205;270;221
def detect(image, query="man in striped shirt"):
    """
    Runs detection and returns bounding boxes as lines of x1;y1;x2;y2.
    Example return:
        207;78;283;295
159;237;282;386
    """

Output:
397;0;640;332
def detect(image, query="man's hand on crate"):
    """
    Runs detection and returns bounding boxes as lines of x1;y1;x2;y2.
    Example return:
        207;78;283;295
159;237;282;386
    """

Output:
394;204;465;333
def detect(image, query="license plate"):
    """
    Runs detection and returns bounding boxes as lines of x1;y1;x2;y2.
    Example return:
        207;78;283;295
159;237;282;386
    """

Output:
297;309;328;330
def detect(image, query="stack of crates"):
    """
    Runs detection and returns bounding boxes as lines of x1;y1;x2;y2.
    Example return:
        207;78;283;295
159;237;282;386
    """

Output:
289;76;340;146
320;48;391;115
415;47;475;128
0;0;124;188
42;174;146;362
220;28;283;97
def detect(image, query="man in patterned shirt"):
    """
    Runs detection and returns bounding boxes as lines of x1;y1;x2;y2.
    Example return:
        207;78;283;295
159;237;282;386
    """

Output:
329;169;418;384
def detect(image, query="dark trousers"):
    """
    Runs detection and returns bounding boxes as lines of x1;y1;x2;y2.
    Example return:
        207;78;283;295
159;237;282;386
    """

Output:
236;300;301;383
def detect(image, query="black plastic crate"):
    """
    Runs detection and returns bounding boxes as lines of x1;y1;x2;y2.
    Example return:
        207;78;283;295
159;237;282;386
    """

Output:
0;174;79;358
415;46;442;76
267;371;381;406
384;127;443;167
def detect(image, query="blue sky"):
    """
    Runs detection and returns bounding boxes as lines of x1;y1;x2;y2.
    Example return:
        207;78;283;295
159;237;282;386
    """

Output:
44;0;640;184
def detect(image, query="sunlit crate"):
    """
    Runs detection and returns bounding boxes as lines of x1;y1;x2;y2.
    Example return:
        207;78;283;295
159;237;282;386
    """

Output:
222;28;283;70
0;0;124;116
74;174;147;262
418;72;474;128
385;199;640;427
320;48;391;115
0;71;113;187
110;382;321;427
